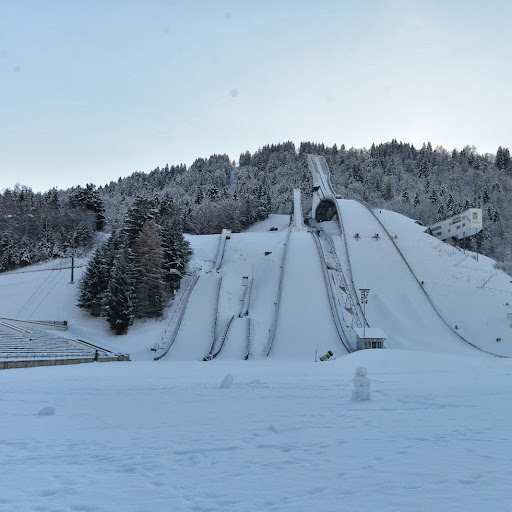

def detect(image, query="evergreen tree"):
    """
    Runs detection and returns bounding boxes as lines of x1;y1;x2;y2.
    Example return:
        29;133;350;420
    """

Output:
374;176;381;194
123;196;158;243
496;146;510;171
194;188;204;204
0;232;20;271
437;203;445;221
418;155;429;180
446;194;455;216
382;175;395;200
103;246;135;334
239;151;251;167
68;184;106;231
132;220;166;318
77;248;107;316
207;185;220;202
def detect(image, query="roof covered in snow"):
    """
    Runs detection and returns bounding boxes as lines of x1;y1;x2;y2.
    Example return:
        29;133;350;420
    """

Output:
352;327;388;340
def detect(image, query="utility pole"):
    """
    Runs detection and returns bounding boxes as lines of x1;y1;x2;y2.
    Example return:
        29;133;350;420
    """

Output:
70;255;75;284
359;288;370;338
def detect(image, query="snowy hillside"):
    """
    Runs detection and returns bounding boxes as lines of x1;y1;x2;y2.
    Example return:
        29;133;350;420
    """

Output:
2;208;512;511
1;208;512;359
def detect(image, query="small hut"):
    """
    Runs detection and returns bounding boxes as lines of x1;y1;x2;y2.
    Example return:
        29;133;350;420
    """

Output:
353;327;387;350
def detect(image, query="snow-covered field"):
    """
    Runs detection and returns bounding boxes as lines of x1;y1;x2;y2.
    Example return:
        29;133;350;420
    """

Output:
1;210;512;511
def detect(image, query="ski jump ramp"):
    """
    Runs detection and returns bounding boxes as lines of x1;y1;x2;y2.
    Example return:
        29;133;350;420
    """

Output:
292;188;306;231
307;154;486;356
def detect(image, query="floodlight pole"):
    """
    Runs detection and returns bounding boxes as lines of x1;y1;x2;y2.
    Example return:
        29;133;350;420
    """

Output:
359;288;370;338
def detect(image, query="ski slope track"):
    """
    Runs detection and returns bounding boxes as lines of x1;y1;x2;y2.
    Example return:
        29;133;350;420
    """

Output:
271;230;343;360
310;230;353;353
351;199;501;356
338;200;487;355
165;273;220;360
309;153;512;358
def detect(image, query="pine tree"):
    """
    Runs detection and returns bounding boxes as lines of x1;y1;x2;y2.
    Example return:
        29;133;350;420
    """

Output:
418;155;429;180
103;246;135;334
437;203;445;221
382;175;395;200
194;188;204;205
239;151;251;167
496;146;510;171
446;194;455;216
77;248;108;316
123;196;158;243
132;220;166;318
374;176;381;194
207;185;220;202
68;184;106;231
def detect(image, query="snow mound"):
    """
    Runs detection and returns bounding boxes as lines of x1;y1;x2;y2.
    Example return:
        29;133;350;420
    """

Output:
220;373;234;388
38;406;56;416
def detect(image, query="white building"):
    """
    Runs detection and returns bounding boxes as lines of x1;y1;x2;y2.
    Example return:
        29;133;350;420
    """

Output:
429;208;482;241
353;327;387;350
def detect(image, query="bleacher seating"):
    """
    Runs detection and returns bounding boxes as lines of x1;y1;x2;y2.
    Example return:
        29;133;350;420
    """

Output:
0;328;96;361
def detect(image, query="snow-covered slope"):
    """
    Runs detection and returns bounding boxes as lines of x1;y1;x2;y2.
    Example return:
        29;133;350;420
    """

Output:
2;210;512;512
338;200;477;356
1;208;512;359
272;230;342;359
378;208;512;355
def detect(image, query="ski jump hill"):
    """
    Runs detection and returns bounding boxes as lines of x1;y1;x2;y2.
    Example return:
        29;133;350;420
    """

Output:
1;155;512;363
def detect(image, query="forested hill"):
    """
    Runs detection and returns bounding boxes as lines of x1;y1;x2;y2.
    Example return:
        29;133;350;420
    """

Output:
1;140;511;275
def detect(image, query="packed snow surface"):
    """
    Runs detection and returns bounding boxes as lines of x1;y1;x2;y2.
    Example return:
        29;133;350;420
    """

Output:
2;353;512;512
1;210;512;511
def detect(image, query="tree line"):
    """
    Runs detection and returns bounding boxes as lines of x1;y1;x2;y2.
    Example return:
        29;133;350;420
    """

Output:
98;140;511;273
0;184;104;271
2;139;512;332
77;195;190;334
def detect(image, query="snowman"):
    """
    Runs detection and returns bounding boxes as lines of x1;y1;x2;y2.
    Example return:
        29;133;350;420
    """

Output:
352;367;371;401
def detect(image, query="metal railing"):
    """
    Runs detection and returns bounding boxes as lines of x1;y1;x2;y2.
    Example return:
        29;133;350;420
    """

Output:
245;317;253;360
210;315;235;360
203;275;224;360
266;227;292;356
310;231;353;353
311;220;363;329
154;274;200;360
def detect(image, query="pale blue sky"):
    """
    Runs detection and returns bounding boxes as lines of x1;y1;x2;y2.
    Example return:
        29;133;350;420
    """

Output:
1;0;511;192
